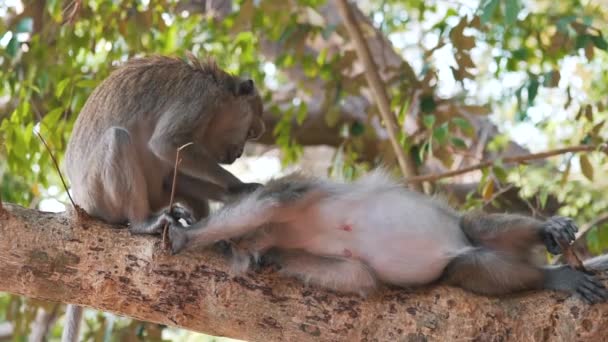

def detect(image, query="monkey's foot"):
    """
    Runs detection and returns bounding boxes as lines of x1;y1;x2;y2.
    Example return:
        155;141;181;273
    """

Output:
256;250;282;269
572;272;608;304
170;205;196;225
168;224;189;254
541;216;578;255
130;211;178;236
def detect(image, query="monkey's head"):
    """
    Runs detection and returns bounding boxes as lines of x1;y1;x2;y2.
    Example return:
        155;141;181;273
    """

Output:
203;77;266;164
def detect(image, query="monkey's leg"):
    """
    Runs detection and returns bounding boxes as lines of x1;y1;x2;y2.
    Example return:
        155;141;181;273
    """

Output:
169;188;324;254
442;249;608;304
88;127;190;236
461;213;577;255
272;250;377;296
229;227;277;273
169;195;278;254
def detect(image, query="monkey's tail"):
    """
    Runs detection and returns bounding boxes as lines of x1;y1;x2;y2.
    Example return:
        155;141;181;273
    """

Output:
582;254;608;272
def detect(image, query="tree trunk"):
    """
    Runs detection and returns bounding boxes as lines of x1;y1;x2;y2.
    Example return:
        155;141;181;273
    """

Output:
1;203;606;341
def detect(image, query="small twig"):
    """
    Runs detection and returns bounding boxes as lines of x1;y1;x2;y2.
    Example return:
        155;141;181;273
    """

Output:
0;192;5;217
576;213;608;242
405;144;606;184
35;131;78;210
482;183;515;209
335;0;421;192
162;142;193;246
62;0;82;25
558;239;586;271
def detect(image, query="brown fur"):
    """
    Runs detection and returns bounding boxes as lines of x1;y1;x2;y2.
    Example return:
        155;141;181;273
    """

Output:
61;53;265;342
65;52;265;225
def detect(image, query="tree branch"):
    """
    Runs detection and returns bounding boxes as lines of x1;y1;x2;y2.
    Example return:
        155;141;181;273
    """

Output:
405;144;607;184
2;203;608;341
335;0;421;191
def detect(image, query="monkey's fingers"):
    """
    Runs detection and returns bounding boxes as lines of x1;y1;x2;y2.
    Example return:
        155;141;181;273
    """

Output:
130;213;175;236
542;217;578;254
575;275;608;304
171;205;196;225
168;224;189;255
551;216;578;241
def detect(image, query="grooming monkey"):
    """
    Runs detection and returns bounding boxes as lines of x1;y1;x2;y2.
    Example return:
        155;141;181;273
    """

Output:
61;53;265;342
160;169;608;304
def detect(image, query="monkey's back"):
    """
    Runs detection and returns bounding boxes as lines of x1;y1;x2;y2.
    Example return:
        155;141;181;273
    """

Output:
65;55;237;169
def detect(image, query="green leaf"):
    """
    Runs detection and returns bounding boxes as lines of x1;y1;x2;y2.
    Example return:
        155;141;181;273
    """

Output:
527;78;539;105
350;122;365;136
422;114;436;129
6;37;18;57
480;0;499;25
55;78;71;99
492;165;508;183
452;117;475;136
43;107;64;129
505;0;520;26
579;154;594;181
539;188;549;209
591;35;608;50
433;123;449;144
450;137;467;149
76;79;98;88
15;18;34;33
420;95;436;113
482;179;494;201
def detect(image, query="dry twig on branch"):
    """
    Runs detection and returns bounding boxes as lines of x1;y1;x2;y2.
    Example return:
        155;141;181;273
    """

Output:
405;144;607;184
162;142;193;246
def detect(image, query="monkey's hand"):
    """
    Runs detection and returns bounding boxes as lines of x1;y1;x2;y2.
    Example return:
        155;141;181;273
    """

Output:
170;205;196;225
541;216;578;255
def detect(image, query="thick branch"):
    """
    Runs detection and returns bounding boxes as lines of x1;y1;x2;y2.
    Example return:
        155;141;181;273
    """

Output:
405;144;607;184
1;203;608;341
335;0;420;191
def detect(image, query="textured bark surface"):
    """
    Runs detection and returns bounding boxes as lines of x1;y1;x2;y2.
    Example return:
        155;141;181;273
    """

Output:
1;202;607;342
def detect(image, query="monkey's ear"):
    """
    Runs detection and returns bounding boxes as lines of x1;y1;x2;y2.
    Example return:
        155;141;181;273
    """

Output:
237;79;255;96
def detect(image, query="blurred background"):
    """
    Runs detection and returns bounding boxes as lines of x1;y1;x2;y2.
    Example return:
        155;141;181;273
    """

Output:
0;0;607;340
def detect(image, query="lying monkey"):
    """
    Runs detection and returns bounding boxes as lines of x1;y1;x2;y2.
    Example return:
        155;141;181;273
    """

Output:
148;169;608;303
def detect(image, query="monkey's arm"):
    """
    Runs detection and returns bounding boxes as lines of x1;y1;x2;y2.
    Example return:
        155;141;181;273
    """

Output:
169;187;326;254
460;213;577;255
148;112;245;189
164;172;254;203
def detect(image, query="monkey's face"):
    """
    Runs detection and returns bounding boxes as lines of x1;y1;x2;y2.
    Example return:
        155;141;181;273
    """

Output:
203;84;265;164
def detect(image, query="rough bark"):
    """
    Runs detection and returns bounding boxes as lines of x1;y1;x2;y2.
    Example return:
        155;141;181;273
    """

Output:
1;203;607;341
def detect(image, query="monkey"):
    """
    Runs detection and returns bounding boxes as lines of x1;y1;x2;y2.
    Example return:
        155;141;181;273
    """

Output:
61;53;265;342
158;168;608;304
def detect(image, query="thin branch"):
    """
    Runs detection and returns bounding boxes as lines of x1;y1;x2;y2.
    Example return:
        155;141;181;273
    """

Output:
577;214;608;241
34;131;77;210
335;0;421;192
62;0;82;25
481;183;515;209
162;142;193;246
405;144;607;184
